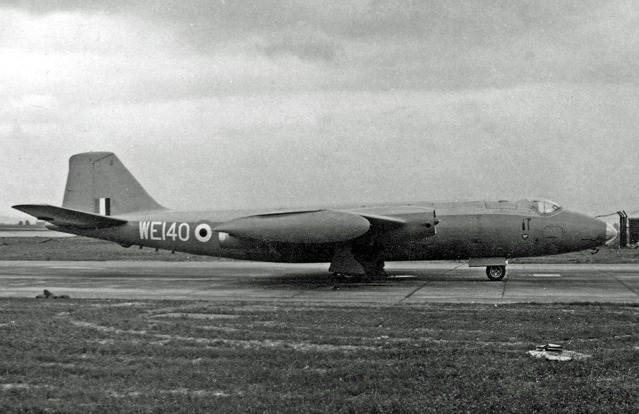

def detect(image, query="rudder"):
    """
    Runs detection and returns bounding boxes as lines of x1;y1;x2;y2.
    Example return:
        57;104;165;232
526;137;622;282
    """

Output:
62;152;165;215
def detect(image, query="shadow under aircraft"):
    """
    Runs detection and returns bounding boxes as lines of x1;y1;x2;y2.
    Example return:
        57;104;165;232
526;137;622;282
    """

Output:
14;152;617;281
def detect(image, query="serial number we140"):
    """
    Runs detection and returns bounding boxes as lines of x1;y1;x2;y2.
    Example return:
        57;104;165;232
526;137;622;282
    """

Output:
138;221;190;241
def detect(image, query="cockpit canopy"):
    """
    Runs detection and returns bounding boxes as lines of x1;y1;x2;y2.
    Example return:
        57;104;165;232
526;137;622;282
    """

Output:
528;199;563;215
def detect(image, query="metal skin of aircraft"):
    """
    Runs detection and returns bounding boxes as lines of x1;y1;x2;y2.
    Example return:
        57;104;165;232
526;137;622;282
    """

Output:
14;152;617;281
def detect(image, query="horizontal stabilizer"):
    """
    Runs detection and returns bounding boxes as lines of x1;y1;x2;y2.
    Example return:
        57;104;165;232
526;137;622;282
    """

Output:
12;204;127;229
214;210;371;243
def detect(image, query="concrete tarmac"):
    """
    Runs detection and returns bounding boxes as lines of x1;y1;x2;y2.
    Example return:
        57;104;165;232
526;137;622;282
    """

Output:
0;261;638;304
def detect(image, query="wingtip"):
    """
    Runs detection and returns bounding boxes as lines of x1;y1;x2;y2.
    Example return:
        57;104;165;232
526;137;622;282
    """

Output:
13;203;50;210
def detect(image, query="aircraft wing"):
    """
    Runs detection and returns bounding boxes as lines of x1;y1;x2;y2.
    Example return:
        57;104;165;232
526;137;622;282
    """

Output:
12;204;127;229
214;210;372;243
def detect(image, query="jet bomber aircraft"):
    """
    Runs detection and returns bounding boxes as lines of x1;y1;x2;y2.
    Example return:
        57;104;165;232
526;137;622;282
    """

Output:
14;152;617;281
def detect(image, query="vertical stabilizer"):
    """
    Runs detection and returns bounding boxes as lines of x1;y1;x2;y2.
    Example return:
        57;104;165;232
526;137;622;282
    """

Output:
62;152;165;215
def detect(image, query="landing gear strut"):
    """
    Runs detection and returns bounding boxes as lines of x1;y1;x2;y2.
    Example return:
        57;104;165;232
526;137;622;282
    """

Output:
329;241;387;282
353;240;387;280
486;265;507;281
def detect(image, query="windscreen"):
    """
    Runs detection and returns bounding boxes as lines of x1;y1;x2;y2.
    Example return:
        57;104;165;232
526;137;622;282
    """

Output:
531;199;563;215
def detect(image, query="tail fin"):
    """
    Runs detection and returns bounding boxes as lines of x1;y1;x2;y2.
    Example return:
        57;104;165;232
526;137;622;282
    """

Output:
62;152;165;215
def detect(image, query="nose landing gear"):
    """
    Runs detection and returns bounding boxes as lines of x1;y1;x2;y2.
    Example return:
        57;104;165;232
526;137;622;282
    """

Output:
486;265;507;281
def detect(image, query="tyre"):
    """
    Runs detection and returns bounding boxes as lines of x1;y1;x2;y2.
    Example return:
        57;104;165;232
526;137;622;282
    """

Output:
486;265;506;281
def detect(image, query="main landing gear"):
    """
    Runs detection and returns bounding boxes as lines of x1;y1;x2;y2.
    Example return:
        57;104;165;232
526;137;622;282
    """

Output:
331;254;387;282
486;265;507;281
329;241;387;282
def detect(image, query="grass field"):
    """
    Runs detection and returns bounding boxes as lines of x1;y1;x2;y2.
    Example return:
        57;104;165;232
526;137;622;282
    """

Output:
0;299;638;413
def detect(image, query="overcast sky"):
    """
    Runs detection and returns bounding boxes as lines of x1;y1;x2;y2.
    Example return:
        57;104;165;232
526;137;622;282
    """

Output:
2;0;639;220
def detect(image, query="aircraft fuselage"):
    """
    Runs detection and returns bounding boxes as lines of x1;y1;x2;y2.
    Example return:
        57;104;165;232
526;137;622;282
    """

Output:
48;199;609;264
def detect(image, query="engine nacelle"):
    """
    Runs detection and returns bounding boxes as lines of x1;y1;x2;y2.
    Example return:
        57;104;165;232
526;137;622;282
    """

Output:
379;209;438;242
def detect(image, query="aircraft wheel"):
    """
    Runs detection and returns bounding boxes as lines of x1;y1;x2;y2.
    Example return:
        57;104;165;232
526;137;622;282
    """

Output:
486;266;507;281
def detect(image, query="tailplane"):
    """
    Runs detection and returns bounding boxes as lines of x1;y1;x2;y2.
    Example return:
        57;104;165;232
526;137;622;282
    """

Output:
62;152;165;215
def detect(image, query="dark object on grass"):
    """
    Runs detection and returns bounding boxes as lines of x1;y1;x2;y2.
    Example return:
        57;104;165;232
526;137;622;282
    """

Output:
537;343;563;352
35;289;70;299
35;291;49;298
528;343;591;361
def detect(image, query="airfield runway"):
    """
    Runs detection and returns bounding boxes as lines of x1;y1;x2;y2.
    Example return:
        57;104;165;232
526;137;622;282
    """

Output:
0;261;638;303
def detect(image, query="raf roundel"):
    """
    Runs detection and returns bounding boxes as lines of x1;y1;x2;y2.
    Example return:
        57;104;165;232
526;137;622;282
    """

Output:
195;223;212;242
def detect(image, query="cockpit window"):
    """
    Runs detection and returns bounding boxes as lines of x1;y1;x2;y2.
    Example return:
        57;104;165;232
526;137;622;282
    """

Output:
532;199;562;215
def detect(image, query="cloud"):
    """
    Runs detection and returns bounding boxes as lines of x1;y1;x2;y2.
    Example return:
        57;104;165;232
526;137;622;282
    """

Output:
2;0;639;219
0;94;59;123
258;22;340;62
4;0;639;98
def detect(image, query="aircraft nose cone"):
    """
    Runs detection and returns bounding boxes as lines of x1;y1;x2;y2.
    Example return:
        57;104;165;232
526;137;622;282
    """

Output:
605;223;618;244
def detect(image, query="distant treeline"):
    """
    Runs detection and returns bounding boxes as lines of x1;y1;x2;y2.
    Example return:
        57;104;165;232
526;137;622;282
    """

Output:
0;220;47;228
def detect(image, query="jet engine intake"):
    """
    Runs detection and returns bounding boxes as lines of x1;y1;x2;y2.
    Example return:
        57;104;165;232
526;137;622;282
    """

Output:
217;232;258;249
